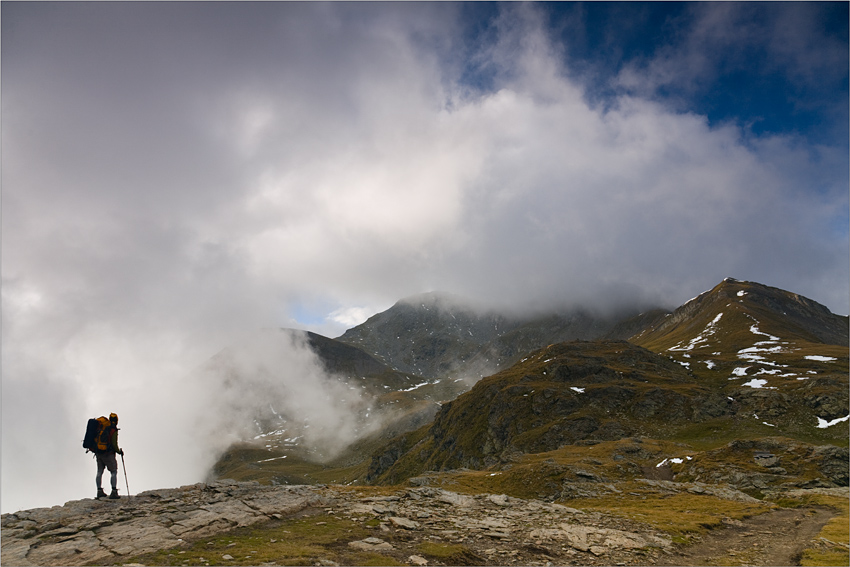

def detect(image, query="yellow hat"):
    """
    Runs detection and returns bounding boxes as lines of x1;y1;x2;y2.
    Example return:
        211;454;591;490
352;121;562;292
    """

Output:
109;413;118;421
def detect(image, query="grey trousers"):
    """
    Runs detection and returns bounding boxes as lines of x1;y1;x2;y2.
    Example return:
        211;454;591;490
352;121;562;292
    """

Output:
95;452;118;491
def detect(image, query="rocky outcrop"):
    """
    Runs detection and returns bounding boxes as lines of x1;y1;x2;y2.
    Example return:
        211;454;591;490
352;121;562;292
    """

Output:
672;438;850;492
335;486;673;566
1;481;328;566
3;481;678;567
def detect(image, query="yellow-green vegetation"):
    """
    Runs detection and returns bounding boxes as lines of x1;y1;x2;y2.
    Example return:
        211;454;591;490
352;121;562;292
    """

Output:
669;418;779;450
121;511;403;567
416;541;485;565
211;396;444;488
406;438;685;497
569;486;770;537
671;414;848;450
211;444;344;486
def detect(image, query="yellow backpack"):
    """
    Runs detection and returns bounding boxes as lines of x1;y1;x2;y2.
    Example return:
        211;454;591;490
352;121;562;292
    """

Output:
82;416;112;453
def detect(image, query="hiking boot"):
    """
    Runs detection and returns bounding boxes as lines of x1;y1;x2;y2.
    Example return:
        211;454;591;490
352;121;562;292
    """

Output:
96;488;107;499
108;489;120;499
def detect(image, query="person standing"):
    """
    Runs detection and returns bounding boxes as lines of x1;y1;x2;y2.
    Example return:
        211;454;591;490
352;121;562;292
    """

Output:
95;413;124;499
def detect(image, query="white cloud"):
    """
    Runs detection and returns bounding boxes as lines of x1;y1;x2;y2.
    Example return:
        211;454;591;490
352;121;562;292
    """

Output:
329;307;374;329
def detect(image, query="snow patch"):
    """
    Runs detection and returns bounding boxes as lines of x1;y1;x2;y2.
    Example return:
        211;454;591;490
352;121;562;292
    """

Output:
254;429;288;439
742;378;768;389
738;352;766;362
805;355;837;362
816;415;850;429
749;324;780;341
656;456;692;467
570;387;585;394
257;456;288;463
668;312;723;352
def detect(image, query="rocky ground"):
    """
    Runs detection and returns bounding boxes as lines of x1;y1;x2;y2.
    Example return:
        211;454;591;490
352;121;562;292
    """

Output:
1;482;327;566
1;480;843;566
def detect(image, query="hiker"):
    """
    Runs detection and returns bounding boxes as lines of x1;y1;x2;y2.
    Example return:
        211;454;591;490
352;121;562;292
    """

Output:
95;413;124;499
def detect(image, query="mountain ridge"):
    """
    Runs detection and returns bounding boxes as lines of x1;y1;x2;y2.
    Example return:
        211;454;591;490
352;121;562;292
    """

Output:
632;278;848;350
360;279;847;489
336;279;847;385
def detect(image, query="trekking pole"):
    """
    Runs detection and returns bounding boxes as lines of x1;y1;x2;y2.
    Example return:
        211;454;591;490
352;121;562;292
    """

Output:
120;453;131;500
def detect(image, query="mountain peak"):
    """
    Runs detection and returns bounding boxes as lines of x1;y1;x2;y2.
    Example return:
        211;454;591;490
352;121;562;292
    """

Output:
337;292;513;378
634;279;847;351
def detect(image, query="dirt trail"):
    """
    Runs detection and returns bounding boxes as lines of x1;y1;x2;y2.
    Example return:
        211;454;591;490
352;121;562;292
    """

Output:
658;507;835;566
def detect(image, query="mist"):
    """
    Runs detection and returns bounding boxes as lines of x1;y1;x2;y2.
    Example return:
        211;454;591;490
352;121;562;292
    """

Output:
1;324;376;514
193;329;379;462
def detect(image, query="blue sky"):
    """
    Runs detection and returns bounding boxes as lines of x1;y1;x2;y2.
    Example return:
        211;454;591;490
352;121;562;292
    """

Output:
551;2;848;142
2;1;848;513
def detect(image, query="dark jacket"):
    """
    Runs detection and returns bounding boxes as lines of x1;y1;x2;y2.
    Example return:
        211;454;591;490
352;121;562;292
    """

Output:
105;425;120;453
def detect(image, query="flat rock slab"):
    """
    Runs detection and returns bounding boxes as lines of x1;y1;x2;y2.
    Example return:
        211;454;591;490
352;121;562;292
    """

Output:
349;537;395;551
388;516;419;529
1;481;328;566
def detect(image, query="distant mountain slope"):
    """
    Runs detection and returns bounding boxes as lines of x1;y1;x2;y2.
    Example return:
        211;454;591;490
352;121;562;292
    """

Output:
337;291;662;380
366;340;730;483
337;292;517;378
631;278;848;351
305;331;389;377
